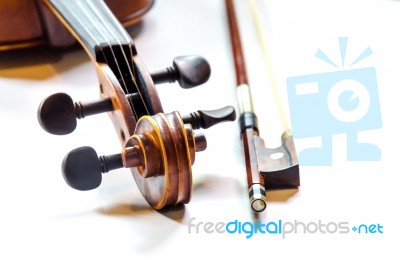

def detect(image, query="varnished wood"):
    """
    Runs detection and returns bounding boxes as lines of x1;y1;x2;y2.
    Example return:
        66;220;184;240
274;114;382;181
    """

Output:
95;63;137;144
226;0;267;212
226;0;263;188
225;0;248;86
126;112;194;209
43;0;194;209
0;0;44;50
34;0;236;210
0;0;154;51
43;0;163;141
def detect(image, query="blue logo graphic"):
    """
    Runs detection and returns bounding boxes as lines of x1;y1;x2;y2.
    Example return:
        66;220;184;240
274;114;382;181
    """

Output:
187;217;384;239
286;37;382;166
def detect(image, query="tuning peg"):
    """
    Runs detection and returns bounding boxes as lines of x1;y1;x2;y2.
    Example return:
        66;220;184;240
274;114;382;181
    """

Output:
150;55;211;88
61;135;204;192
62;146;143;191
59;109;226;209
61;110;209;193
62;146;108;191
182;106;236;129
37;93;114;135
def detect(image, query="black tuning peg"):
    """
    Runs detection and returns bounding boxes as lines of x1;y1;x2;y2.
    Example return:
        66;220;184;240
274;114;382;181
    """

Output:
37;93;114;135
150;55;211;88
62;146;124;191
182;106;236;129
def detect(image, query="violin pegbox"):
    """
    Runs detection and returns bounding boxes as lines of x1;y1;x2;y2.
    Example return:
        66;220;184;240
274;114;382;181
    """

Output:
37;55;211;137
37;0;236;210
37;53;234;210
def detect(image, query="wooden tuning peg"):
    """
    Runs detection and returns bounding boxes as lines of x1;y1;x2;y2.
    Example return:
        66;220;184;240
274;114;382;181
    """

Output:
37;93;114;135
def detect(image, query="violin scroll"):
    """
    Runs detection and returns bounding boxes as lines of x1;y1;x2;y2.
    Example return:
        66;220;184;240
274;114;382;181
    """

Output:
62;107;235;208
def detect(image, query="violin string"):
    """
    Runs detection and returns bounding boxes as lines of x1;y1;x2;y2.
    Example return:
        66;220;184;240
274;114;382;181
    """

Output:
247;0;290;132
77;0;142;121
85;0;151;117
59;0;139;121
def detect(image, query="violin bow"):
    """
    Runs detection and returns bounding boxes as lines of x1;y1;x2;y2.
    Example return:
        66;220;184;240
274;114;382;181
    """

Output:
225;0;300;212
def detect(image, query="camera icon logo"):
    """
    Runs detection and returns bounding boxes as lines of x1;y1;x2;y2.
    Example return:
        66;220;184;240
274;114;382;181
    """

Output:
286;38;382;166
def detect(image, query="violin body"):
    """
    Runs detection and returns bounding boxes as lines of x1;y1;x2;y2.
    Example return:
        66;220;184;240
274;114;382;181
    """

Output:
0;0;154;50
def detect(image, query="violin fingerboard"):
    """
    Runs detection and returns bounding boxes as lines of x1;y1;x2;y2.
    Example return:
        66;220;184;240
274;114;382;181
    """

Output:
44;0;136;59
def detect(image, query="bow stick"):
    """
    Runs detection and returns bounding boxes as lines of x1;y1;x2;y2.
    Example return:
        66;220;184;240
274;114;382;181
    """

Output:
225;0;300;212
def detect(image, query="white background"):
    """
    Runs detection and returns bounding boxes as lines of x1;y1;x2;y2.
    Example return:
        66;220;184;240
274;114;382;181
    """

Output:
1;0;400;263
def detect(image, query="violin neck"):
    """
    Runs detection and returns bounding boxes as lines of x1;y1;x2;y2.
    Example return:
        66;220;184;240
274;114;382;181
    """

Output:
44;0;137;60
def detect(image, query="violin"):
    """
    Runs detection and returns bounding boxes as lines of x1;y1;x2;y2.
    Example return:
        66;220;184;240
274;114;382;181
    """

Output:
0;0;153;50
36;0;236;209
